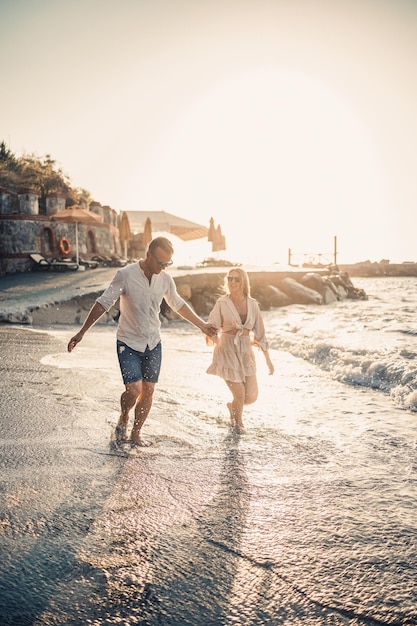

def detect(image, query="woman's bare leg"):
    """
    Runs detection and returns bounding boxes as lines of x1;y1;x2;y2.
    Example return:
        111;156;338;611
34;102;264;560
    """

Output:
244;375;258;405
226;381;246;429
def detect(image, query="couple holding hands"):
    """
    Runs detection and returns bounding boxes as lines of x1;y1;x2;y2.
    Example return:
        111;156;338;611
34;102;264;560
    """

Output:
68;237;274;448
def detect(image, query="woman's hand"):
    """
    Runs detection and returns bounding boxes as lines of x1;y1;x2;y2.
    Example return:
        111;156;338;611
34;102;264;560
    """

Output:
264;352;274;375
202;323;217;337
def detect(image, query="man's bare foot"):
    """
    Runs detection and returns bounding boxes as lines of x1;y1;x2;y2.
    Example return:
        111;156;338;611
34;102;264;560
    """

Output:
227;402;236;425
130;437;152;448
115;422;128;441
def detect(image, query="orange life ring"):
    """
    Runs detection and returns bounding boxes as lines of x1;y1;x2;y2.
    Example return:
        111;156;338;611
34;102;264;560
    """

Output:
58;236;71;255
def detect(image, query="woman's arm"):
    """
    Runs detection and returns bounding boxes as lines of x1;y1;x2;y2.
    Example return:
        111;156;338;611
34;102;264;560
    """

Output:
263;349;275;375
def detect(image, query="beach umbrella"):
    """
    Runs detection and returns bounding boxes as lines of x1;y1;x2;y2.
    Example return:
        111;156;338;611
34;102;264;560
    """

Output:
212;224;226;252
51;205;103;265
142;216;153;251
119;211;133;258
123;210;208;241
208;217;216;242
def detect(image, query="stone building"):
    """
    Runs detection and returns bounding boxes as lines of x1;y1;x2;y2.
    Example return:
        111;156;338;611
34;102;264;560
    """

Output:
0;187;123;276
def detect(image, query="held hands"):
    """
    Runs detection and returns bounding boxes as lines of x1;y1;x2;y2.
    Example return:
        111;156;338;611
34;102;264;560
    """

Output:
202;323;217;338
202;323;218;346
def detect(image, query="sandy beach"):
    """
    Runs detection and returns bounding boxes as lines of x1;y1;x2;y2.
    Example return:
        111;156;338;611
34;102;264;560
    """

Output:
0;267;121;325
0;323;258;624
0;325;117;620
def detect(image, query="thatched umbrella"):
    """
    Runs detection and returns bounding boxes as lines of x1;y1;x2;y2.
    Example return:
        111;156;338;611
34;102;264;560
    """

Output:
208;217;216;242
119;211;133;258
122;210;208;241
212;224;226;252
142;216;153;251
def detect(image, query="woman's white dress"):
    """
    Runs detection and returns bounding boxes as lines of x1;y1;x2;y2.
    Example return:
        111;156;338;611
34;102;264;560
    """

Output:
206;295;269;383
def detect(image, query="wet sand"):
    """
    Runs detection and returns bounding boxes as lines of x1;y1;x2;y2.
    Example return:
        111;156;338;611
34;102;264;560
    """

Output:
0;325;288;624
2;323;417;625
0;325;247;624
0;267;120;324
0;326;117;621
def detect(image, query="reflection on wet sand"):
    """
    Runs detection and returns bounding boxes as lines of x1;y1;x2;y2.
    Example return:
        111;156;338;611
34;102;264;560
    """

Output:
69;430;249;624
142;430;250;625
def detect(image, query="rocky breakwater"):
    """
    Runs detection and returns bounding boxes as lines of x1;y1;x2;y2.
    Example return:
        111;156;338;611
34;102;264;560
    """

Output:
166;268;367;319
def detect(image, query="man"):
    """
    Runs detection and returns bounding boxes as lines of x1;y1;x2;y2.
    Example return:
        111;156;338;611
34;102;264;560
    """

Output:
68;236;216;448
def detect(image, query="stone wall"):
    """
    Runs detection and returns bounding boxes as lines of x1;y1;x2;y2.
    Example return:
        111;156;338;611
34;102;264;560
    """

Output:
45;193;66;216
0;187;13;214
0;216;118;275
0;187;122;276
18;189;39;215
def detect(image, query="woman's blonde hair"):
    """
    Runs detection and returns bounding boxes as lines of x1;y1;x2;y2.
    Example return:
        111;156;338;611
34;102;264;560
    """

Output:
225;267;251;297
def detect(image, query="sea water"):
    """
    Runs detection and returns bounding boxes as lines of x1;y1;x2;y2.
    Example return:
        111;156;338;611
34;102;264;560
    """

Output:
2;276;417;625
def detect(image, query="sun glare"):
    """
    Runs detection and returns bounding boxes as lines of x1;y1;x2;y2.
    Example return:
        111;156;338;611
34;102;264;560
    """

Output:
126;67;383;266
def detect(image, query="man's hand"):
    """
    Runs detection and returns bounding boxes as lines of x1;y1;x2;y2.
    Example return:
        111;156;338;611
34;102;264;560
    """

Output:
67;332;84;353
202;323;217;337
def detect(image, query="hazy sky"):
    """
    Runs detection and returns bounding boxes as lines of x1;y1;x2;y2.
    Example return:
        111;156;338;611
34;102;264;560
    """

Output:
1;0;417;264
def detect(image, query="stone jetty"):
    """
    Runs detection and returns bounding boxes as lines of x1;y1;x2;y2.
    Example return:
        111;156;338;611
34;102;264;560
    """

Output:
168;266;366;319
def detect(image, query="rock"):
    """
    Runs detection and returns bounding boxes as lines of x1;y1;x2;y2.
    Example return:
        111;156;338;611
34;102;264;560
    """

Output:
347;287;368;300
281;277;323;305
177;282;192;301
322;276;339;297
328;274;349;299
253;284;292;309
323;286;338;304
302;273;340;302
0;311;32;324
301;272;326;295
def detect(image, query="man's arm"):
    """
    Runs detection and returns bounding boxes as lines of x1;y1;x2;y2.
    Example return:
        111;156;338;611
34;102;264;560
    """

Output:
177;303;217;336
67;301;107;352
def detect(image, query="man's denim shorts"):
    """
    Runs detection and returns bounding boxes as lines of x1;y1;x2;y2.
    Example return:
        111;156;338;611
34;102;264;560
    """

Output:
116;340;162;385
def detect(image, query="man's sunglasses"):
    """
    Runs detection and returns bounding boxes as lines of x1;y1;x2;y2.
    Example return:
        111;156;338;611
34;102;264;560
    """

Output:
151;252;173;268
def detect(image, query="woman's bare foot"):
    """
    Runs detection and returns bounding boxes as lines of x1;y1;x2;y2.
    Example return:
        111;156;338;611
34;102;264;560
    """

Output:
234;424;246;434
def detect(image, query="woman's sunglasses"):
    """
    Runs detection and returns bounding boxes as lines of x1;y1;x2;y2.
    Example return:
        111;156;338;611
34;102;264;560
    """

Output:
227;276;241;283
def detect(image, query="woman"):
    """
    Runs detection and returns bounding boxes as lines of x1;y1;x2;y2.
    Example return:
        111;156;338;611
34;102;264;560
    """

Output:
206;267;274;431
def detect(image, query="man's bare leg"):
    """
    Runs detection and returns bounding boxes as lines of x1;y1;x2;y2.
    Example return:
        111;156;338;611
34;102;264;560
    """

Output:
115;381;142;441
130;381;155;446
